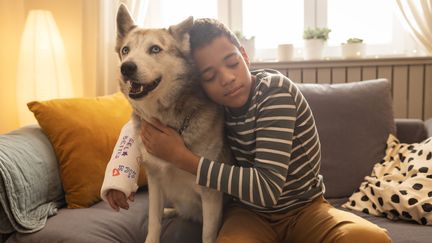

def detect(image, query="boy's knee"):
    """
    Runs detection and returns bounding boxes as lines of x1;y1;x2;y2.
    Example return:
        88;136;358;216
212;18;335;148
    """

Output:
326;222;392;243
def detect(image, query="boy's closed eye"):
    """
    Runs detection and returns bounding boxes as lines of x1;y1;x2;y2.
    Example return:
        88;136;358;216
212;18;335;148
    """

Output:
200;52;241;82
225;53;240;67
227;62;239;68
201;71;216;82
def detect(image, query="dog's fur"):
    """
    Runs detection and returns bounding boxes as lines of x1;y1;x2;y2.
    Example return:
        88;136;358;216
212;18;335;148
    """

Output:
116;4;230;243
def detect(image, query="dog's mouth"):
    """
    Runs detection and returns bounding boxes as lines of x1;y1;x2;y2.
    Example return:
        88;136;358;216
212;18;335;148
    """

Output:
127;77;161;99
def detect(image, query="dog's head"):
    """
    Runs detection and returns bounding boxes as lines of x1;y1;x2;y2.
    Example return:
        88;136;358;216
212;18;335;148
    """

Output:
115;4;194;112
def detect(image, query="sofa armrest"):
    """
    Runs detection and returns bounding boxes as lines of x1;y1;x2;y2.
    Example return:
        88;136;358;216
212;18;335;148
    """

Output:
395;118;428;143
424;118;432;137
0;125;64;234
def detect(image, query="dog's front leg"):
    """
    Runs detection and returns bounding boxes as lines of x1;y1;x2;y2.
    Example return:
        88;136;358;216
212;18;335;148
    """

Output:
145;174;164;243
201;191;224;243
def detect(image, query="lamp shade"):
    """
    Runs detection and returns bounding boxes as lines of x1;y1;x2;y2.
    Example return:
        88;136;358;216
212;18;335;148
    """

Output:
17;10;73;126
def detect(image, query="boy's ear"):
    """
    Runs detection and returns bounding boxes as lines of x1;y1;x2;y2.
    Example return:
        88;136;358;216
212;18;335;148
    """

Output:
239;47;250;67
168;16;194;53
116;4;136;41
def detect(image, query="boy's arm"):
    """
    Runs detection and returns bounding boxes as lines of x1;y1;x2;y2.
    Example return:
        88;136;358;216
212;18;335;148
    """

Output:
100;119;141;202
196;86;296;208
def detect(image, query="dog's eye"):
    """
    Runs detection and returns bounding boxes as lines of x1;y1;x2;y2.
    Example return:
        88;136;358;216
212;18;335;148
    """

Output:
149;45;162;54
121;46;129;56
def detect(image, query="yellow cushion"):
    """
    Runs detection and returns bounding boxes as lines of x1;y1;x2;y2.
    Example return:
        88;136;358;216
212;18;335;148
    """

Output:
27;92;147;208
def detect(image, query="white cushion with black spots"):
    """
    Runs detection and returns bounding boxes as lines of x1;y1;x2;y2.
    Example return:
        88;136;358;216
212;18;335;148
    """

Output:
342;134;432;225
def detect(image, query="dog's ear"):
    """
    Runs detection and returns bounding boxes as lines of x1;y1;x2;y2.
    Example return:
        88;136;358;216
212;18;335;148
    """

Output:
168;16;194;53
116;4;136;40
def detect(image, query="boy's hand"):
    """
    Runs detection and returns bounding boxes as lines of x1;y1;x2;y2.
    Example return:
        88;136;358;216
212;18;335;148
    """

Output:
106;189;135;211
140;118;186;163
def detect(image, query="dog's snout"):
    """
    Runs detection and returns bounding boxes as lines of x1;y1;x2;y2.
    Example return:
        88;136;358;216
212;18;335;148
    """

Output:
121;62;137;78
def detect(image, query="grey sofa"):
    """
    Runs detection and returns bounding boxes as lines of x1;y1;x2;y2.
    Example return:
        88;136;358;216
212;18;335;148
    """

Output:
2;79;432;243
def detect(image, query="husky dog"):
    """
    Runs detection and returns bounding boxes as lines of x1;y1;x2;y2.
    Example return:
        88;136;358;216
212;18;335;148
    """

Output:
116;4;230;243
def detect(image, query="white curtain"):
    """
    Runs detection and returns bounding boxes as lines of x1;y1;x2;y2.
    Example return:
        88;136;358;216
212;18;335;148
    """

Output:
396;0;432;55
96;0;151;96
81;0;165;96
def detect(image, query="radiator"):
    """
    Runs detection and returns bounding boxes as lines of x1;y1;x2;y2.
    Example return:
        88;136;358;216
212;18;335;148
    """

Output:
251;57;432;120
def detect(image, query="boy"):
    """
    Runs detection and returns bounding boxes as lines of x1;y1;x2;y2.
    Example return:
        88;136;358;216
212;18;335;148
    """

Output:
106;18;392;242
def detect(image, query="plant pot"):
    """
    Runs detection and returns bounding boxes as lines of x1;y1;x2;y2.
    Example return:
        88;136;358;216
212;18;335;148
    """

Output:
341;43;366;59
303;39;325;60
277;44;294;61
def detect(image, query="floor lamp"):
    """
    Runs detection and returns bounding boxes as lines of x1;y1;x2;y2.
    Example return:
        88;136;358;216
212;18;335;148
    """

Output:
16;10;73;126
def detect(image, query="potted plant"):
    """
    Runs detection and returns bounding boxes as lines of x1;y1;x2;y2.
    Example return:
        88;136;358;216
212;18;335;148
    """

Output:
303;27;331;60
235;31;255;61
341;38;366;59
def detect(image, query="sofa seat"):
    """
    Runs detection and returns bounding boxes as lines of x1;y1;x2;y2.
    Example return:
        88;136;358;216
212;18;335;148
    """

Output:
329;198;432;243
6;192;432;243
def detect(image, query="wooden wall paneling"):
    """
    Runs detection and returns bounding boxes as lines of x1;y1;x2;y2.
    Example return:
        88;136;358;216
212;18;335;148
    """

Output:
250;57;432;120
317;68;331;84
347;67;362;82
377;66;393;93
362;66;378;81
266;68;287;76
392;66;409;118
424;65;432;119
287;68;302;83
302;68;317;83
407;65;424;119
332;67;346;83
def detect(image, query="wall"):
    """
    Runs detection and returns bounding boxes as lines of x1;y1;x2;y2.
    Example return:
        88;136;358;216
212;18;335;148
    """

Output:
0;0;86;133
0;0;24;134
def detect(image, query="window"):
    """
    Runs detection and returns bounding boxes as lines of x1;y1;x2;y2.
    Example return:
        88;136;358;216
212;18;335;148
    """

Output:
147;0;426;61
242;0;304;60
325;0;421;58
327;0;393;45
242;0;304;49
160;0;217;26
143;0;217;28
240;0;425;60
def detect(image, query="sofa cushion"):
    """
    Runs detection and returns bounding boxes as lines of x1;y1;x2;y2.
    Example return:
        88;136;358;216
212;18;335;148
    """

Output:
27;92;147;208
342;134;432;225
298;79;396;198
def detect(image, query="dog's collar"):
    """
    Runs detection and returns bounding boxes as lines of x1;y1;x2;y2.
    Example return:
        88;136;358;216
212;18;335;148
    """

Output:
178;110;196;135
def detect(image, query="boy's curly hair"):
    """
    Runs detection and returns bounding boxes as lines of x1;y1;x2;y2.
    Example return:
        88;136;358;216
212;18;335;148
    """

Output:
189;18;241;54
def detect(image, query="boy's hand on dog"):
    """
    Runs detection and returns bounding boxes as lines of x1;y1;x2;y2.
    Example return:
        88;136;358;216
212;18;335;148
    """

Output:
141;118;187;163
106;189;135;211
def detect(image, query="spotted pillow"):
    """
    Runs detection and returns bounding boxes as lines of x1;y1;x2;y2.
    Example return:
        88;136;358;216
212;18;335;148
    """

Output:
342;134;432;225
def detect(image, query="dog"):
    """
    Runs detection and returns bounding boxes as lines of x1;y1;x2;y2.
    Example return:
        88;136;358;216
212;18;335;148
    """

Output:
115;4;231;243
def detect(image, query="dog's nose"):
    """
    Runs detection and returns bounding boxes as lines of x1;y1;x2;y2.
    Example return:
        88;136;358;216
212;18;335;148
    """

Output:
121;62;137;78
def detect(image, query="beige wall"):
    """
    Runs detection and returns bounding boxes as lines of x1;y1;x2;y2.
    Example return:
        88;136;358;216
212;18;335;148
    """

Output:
0;0;24;134
0;0;88;134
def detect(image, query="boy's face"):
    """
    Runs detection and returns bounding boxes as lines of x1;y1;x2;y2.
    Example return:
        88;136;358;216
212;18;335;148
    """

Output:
193;36;253;109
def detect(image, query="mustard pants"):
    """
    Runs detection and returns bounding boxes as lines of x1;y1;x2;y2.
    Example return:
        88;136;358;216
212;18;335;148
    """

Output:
217;196;392;243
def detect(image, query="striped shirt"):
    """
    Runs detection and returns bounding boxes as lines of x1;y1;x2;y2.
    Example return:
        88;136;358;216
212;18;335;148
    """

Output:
196;69;324;213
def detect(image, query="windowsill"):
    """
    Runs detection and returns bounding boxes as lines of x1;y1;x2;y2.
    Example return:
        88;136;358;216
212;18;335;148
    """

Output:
252;54;432;64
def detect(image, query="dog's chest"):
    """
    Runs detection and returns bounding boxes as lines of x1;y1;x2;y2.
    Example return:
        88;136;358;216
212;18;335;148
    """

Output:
139;145;204;220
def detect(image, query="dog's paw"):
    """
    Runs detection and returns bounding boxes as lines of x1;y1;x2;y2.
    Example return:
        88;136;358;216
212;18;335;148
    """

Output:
163;207;177;219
